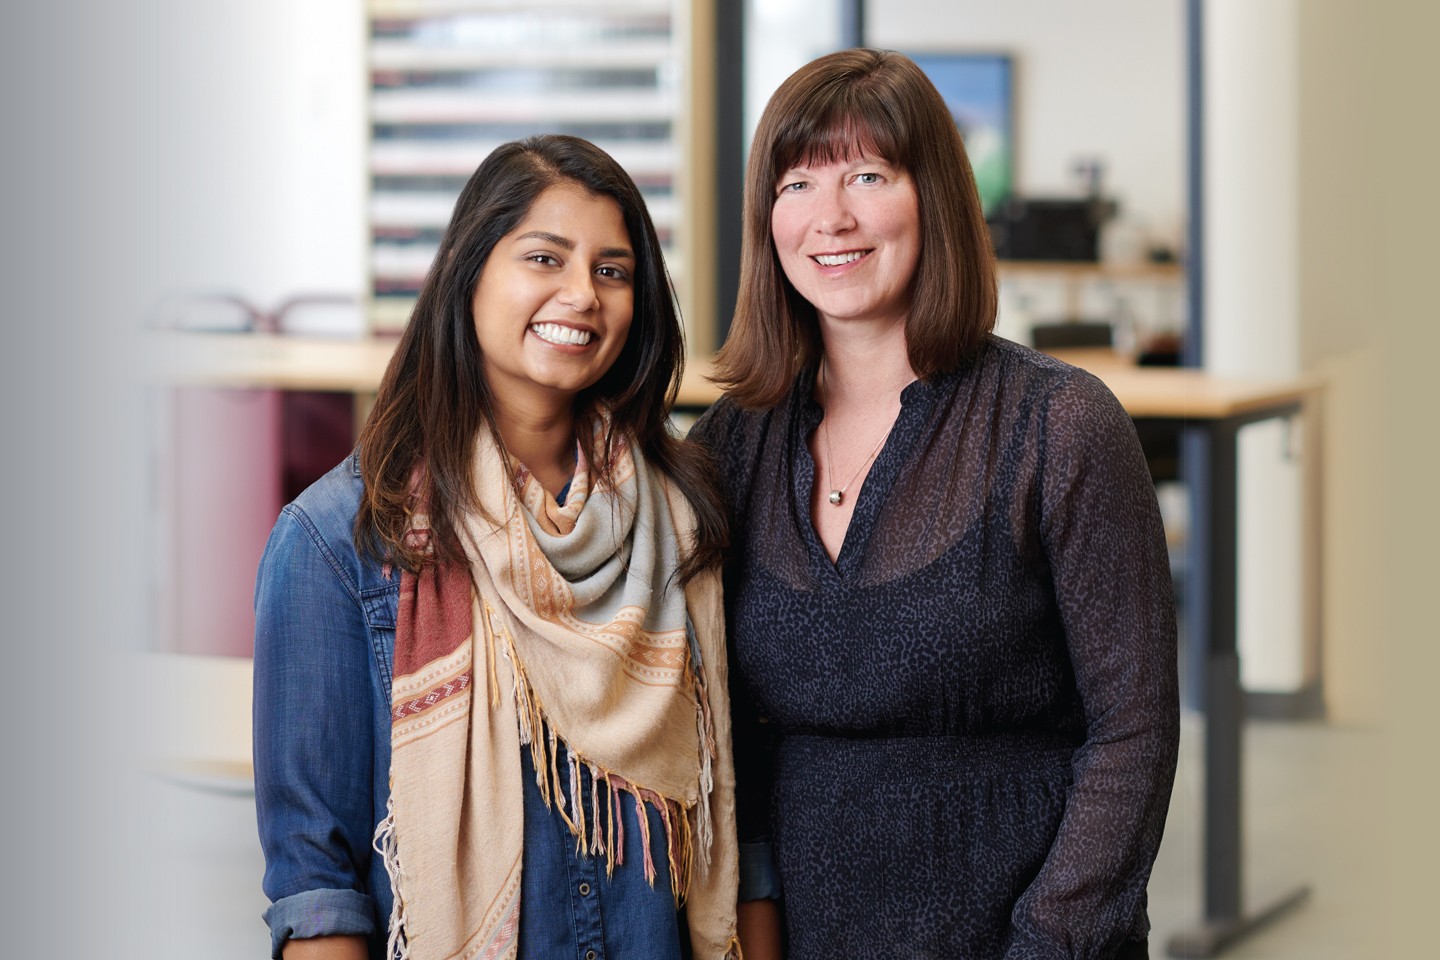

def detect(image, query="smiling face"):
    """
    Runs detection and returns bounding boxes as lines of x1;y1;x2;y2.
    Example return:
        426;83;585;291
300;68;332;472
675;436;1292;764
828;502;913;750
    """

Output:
770;153;922;334
471;182;635;415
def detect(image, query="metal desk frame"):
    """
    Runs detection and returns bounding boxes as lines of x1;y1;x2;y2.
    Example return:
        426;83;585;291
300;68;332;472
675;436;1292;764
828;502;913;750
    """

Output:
1160;399;1314;957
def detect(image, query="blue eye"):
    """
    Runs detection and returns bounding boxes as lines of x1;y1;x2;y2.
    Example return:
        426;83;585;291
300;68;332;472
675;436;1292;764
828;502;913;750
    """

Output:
855;172;881;185
778;181;808;195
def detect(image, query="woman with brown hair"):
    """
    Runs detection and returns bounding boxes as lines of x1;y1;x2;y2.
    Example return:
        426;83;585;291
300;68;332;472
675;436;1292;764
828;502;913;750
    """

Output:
253;135;740;960
691;50;1179;959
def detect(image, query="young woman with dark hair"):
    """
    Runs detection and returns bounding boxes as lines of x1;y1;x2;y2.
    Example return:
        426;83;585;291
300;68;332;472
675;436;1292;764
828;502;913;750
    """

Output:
254;135;739;960
694;50;1179;959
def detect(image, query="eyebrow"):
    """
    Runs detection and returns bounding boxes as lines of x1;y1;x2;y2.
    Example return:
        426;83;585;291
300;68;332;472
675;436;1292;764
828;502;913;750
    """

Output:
515;231;634;260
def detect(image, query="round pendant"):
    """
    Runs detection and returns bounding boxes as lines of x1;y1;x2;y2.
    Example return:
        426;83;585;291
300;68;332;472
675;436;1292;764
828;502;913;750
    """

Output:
828;490;843;506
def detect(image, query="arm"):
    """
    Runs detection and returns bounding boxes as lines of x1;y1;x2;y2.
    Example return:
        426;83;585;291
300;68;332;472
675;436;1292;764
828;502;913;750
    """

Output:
690;404;788;948
730;641;784;919
1007;373;1180;959
254;507;380;958
737;899;784;960
283;936;368;960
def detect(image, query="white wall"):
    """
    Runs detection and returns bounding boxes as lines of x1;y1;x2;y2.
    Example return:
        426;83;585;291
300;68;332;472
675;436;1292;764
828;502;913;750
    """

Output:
1204;0;1308;696
1204;0;1299;379
150;0;367;330
745;0;849;142
868;0;1187;251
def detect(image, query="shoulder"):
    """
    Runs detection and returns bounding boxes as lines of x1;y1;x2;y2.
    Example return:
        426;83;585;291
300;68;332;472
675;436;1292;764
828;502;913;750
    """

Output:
688;391;792;490
687;393;747;452
970;342;1150;495
977;336;1099;394
284;453;366;546
967;336;1128;429
688;387;797;456
262;453;374;594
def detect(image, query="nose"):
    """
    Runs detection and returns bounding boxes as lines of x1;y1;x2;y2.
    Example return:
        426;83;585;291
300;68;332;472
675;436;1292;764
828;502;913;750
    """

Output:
556;266;598;312
815;187;856;235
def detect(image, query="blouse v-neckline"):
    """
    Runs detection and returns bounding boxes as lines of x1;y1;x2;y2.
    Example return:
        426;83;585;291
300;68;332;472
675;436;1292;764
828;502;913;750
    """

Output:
793;369;948;582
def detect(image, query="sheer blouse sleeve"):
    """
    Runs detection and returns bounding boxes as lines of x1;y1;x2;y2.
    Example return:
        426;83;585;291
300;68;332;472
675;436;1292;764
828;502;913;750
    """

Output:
1007;371;1180;959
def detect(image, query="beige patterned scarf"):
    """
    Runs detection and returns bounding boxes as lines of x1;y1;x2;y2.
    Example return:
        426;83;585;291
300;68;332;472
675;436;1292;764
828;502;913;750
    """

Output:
376;426;739;960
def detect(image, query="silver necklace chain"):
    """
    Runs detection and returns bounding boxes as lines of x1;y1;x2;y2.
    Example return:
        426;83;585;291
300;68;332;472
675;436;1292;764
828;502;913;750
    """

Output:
820;363;894;507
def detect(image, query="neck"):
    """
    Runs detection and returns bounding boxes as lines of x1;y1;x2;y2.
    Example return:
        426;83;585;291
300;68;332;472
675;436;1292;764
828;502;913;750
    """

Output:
817;319;917;407
492;396;578;497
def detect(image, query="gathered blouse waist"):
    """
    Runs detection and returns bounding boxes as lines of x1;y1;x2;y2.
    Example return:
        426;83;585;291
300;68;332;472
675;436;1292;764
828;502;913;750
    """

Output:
774;731;1078;782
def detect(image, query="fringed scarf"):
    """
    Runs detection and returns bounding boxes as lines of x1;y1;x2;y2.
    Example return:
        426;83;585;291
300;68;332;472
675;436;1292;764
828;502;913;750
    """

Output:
376;426;740;960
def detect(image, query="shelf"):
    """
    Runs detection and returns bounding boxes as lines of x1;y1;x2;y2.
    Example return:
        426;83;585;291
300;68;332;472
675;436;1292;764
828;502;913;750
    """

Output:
368;0;674;16
369;192;677;231
997;259;1184;281
369;40;674;72
370;90;677;125
363;0;709;344
997;260;1185;325
371;140;677;177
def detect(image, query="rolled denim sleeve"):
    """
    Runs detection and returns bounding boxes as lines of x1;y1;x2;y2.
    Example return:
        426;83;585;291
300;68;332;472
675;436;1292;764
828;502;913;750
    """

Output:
262;889;375;958
254;506;380;957
738;841;781;902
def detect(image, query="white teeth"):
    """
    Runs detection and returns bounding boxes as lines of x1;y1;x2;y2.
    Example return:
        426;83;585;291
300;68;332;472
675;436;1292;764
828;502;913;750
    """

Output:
531;322;593;346
814;251;865;266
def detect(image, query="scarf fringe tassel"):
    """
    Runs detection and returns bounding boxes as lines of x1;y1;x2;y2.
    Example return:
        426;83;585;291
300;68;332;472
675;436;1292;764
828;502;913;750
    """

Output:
493;601;720;906
373;794;411;960
375;600;725;958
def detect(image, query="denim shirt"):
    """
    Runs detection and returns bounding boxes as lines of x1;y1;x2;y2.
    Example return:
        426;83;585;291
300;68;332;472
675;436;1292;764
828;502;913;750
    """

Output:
253;454;684;960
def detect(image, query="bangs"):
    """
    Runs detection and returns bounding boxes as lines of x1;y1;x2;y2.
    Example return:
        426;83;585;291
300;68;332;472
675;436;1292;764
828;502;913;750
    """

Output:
769;97;909;180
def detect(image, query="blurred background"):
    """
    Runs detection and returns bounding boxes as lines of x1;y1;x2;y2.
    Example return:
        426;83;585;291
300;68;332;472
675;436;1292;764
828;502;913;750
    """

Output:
2;1;1434;957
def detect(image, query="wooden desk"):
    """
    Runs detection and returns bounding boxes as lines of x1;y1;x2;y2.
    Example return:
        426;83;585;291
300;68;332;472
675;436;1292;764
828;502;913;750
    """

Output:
156;333;1317;953
150;330;1311;423
151;331;723;408
152;331;396;392
143;652;254;792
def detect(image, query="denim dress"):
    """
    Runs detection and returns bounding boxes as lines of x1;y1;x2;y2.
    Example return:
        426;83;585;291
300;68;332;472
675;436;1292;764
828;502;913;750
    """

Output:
253;454;686;960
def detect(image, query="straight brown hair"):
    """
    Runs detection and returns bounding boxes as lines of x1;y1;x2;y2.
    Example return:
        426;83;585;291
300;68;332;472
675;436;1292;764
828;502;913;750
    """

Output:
356;135;725;580
713;48;997;408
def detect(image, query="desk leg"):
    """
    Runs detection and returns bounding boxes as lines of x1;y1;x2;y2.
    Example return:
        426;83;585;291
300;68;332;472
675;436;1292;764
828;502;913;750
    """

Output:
1167;421;1311;957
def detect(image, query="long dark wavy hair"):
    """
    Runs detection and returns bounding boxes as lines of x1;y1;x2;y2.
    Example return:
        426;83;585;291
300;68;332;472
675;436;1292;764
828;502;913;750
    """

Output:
356;135;725;581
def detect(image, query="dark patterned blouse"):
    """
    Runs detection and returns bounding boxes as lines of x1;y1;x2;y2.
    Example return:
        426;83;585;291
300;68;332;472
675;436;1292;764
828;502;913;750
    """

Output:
690;337;1179;960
